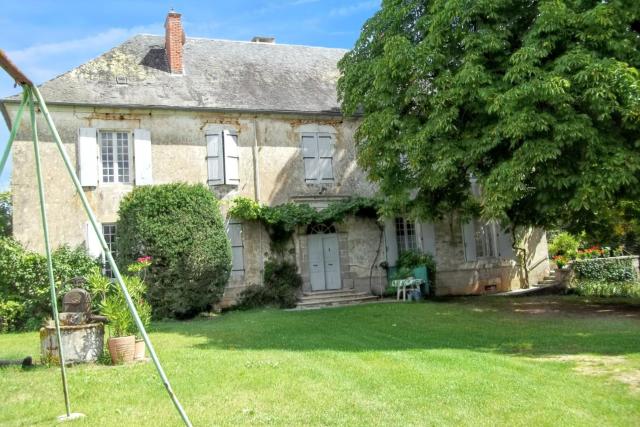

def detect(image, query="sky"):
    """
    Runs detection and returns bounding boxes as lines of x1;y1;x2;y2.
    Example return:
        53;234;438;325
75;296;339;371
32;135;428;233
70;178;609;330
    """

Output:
0;0;380;191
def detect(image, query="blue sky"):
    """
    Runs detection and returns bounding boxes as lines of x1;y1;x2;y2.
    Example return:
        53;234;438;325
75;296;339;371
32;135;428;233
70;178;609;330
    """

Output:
0;0;379;190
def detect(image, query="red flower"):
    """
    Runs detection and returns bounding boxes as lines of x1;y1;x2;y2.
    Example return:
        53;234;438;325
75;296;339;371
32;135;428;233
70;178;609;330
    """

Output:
136;256;152;263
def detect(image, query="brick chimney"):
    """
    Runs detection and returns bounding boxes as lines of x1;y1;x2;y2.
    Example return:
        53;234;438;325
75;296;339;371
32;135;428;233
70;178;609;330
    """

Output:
165;10;185;74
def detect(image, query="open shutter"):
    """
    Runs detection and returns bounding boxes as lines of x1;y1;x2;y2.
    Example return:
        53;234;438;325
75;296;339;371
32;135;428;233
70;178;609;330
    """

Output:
420;222;436;256
78;128;98;187
462;221;477;262
497;224;515;259
133;129;152;185
384;218;399;267
302;133;318;182
223;130;240;185
206;132;224;186
85;221;102;259
317;134;334;181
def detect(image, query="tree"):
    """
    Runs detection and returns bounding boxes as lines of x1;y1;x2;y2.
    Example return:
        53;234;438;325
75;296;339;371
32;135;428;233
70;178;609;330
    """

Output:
116;184;231;319
338;0;640;232
0;192;11;237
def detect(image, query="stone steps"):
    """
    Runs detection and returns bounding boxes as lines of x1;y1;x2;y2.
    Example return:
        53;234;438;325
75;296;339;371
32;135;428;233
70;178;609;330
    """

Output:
296;290;379;309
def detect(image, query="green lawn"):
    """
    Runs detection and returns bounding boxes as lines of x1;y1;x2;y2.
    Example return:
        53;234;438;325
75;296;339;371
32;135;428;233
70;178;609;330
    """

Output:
1;296;639;426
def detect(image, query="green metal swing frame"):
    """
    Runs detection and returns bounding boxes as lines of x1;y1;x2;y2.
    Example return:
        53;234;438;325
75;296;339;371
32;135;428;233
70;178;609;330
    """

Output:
0;49;192;426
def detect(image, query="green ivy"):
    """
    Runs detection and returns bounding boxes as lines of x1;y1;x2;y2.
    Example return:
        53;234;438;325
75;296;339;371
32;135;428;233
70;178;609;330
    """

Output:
228;196;382;251
573;280;640;298
573;257;637;282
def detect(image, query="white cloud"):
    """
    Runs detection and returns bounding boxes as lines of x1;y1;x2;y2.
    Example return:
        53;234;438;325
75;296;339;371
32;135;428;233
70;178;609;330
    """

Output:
329;0;380;17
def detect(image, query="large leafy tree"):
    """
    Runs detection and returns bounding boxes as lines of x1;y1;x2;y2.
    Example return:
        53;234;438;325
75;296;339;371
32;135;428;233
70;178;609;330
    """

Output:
338;0;640;230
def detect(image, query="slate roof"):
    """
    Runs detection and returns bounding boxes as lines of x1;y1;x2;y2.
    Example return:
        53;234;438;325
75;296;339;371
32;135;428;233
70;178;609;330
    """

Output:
4;35;348;114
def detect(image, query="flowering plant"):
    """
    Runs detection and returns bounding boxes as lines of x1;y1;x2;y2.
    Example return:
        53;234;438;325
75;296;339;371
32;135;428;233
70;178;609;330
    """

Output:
553;255;568;269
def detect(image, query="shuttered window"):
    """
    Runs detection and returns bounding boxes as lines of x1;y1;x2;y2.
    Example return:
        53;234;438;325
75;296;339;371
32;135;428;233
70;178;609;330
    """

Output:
395;217;417;254
206;129;239;186
302;132;334;183
99;131;132;183
226;221;244;274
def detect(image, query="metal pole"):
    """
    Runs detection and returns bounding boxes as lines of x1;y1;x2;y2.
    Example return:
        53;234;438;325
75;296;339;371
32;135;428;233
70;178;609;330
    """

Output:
0;90;28;176
26;87;72;417
31;86;193;427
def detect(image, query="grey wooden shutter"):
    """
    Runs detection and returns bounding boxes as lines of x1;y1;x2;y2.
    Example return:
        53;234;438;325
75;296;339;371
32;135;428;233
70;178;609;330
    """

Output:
462;221;477;262
226;221;244;273
302;133;319;182
420;222;436;256
78;128;98;187
317;134;334;181
223;130;240;185
206;132;224;186
133;129;153;185
497;224;516;258
384;218;399;267
85;221;102;258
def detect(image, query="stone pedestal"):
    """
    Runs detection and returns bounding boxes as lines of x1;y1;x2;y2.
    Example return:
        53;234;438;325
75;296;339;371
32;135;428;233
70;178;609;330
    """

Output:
40;323;104;364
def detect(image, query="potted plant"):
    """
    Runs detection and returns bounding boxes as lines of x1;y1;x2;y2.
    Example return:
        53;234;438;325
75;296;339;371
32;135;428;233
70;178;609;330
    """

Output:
101;289;136;364
127;257;153;361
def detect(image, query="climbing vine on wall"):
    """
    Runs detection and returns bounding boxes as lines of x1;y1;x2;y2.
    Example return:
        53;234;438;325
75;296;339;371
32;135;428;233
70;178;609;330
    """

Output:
228;196;382;251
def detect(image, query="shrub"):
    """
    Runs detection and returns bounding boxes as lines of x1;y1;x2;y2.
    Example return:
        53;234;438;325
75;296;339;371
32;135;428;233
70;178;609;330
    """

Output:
100;275;151;338
237;260;302;309
573;258;637;282
548;232;580;259
0;238;99;331
0;191;11;237
116;184;231;319
396;250;436;286
573;280;640;298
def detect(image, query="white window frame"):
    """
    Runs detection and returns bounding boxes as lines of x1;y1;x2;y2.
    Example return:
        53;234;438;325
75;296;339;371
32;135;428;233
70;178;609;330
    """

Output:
301;132;335;183
102;223;117;277
395;217;417;254
474;219;499;259
99;130;133;184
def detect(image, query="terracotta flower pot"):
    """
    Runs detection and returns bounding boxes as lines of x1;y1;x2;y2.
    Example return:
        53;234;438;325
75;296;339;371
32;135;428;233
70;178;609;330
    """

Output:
134;339;146;360
108;336;135;364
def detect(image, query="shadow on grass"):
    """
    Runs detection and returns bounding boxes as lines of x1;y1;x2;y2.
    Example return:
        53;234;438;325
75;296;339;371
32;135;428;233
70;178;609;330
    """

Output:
152;296;640;358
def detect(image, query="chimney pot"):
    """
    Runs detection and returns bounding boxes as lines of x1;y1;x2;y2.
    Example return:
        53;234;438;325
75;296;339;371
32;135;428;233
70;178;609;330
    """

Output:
165;10;185;74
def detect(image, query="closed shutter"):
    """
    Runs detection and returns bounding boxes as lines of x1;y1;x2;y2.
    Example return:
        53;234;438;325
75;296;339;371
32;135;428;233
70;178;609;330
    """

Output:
318;134;334;181
78;128;98;187
462;221;477;262
497;224;516;259
384;218;399;267
206;132;224;186
226;221;244;273
302;133;318;182
85;221;102;258
420;222;436;256
223;130;240;185
133;129;153;185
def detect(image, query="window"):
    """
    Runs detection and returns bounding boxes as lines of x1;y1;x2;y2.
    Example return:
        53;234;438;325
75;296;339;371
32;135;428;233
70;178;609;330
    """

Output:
302;132;334;183
473;219;498;258
227;221;244;275
206;129;239;186
102;223;117;277
395;217;417;254
99;131;132;183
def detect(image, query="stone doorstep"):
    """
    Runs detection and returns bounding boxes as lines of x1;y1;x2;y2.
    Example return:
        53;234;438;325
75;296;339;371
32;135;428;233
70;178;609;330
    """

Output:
301;288;362;298
296;295;380;309
299;292;374;304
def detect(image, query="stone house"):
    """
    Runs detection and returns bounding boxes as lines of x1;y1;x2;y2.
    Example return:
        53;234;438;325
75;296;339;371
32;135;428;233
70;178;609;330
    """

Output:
1;11;550;307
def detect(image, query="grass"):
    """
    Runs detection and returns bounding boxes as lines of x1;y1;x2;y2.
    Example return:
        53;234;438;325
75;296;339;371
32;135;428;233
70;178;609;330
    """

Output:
1;295;640;426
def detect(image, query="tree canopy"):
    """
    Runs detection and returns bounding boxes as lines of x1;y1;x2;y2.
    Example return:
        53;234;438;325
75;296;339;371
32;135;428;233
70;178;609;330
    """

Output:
338;0;640;229
0;192;11;237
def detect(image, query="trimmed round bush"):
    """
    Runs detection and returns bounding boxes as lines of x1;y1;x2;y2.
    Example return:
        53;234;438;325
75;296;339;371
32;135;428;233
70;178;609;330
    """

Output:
116;184;231;319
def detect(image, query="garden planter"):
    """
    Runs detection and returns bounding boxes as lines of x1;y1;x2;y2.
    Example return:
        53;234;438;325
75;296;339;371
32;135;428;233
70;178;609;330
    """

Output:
134;339;146;360
108;335;135;364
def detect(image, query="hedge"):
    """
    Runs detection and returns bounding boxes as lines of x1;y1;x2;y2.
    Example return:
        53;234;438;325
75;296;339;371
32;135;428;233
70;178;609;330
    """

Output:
116;183;231;319
572;257;637;283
